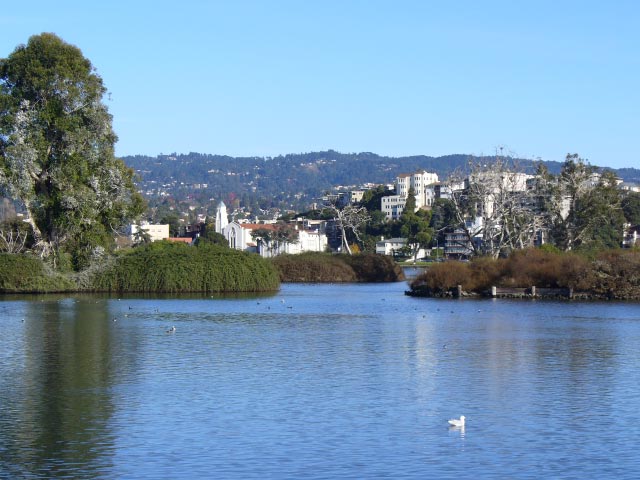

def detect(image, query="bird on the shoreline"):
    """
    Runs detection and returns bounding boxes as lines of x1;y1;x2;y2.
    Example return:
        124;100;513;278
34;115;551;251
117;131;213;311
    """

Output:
448;416;465;427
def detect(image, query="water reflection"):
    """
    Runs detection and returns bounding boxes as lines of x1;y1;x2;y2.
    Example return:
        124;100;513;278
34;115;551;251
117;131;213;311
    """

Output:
0;287;639;479
449;424;465;439
1;299;121;478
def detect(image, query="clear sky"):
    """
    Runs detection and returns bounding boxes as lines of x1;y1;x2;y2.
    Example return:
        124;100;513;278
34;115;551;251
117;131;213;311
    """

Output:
2;1;639;168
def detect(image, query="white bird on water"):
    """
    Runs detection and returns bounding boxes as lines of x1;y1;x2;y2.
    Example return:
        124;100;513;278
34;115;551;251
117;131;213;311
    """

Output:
448;415;465;427
166;326;176;334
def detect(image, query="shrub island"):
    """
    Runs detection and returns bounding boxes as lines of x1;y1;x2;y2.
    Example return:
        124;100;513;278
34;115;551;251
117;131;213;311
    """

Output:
1;242;281;294
0;244;408;295
407;248;640;300
270;252;405;283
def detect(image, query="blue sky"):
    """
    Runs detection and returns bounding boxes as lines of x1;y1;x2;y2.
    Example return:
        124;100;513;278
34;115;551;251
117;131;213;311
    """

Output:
2;1;639;168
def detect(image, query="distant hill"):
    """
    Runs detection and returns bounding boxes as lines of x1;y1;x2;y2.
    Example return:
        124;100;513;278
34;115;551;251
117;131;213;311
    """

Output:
122;150;640;213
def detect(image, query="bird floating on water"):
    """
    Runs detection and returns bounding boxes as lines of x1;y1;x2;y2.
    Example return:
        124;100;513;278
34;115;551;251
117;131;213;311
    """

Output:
448;416;465;427
166;326;176;334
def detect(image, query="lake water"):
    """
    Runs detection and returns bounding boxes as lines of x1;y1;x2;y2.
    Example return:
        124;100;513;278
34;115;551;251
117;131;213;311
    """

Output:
1;282;640;479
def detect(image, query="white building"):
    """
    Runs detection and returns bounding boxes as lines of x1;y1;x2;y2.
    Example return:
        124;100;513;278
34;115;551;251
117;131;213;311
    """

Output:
375;237;407;256
381;195;408;221
221;221;328;257
129;222;169;242
222;222;269;253
350;190;365;204
215;200;229;233
381;170;439;220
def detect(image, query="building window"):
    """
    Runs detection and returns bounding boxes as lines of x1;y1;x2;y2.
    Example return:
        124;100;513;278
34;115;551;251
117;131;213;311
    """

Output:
229;229;236;249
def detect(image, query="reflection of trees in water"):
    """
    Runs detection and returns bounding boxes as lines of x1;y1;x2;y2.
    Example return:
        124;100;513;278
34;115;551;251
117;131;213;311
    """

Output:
475;315;618;418
533;323;618;413
1;299;127;477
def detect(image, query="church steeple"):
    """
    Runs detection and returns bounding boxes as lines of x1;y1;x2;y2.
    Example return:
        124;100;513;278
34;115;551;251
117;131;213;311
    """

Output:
215;200;229;233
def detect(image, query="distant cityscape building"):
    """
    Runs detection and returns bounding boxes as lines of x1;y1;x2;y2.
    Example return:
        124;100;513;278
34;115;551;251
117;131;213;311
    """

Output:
381;170;439;220
215;202;328;257
375;237;407;256
129;222;169;242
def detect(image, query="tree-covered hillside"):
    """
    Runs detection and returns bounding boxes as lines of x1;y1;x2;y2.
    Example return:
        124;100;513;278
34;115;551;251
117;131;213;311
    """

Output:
122;150;639;216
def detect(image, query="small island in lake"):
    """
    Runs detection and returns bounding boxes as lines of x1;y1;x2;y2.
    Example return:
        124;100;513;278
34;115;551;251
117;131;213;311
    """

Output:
407;248;640;300
0;242;281;294
271;252;405;283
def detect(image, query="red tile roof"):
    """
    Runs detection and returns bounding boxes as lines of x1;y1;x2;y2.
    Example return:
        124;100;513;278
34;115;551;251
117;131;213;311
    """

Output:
239;223;277;231
167;237;193;243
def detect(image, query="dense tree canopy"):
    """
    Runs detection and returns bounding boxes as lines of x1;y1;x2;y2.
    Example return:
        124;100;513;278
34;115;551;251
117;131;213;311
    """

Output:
622;192;640;225
0;33;144;268
550;155;625;251
399;188;432;260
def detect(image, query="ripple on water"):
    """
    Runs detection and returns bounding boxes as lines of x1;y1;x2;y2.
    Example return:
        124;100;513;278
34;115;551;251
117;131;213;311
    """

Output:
1;285;640;478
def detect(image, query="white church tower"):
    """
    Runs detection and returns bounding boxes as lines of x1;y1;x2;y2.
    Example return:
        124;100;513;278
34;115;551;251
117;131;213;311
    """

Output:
215;200;229;234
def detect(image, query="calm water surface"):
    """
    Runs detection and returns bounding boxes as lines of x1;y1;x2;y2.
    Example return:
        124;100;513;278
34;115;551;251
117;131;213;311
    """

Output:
1;282;639;479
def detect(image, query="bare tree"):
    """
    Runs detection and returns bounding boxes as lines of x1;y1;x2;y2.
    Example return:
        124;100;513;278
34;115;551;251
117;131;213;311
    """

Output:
447;155;542;258
323;197;370;254
0;219;29;253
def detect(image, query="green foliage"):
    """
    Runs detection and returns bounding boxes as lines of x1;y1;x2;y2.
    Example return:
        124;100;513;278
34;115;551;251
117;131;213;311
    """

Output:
251;222;299;254
342;253;405;282
90;241;279;293
622;192;640;225
196;225;229;247
358;185;394;212
0;33;145;267
271;252;404;283
550;156;625;251
428;199;456;244
0;217;33;253
398;192;433;259
159;213;182;237
0;253;76;292
124;151;483;213
195;222;227;246
403;187;417;213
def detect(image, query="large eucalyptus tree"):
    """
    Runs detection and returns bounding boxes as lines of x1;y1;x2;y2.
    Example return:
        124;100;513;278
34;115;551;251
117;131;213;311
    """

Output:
0;33;144;268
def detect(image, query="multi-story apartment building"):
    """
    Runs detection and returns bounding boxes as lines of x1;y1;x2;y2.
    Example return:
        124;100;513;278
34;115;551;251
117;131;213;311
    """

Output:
381;170;439;220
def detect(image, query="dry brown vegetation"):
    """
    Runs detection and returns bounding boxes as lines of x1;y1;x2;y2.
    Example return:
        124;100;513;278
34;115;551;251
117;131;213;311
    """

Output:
409;248;640;299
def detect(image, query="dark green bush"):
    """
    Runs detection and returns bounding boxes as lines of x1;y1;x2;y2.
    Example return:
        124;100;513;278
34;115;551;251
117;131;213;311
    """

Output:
343;253;405;282
0;254;76;293
90;241;280;293
271;252;404;283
